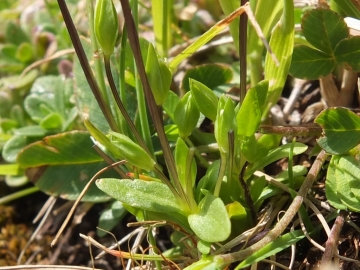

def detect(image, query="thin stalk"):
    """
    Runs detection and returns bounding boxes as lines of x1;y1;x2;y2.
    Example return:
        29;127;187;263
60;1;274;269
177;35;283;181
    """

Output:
239;162;256;224
56;0;119;132
215;150;327;267
85;0;110;109
118;0;183;201
0;186;39;205
118;28;130;135
161;0;170;56
147;228;163;270
131;0;154;156
239;0;248;104
184;137;209;169
103;56;149;154
214;153;227;197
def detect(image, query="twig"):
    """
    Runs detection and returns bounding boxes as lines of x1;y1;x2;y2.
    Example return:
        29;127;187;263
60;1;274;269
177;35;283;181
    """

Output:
51;160;126;246
216;150;327;266
321;210;347;268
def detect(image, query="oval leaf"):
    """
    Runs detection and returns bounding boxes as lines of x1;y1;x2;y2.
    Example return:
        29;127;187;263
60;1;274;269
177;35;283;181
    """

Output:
315;107;360;155
188;194;231;242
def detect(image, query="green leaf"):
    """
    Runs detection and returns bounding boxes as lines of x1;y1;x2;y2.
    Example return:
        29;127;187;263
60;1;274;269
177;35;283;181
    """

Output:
97;201;127;237
175;138;196;191
245;143;308;178
39;112;63;130
109;132;156;171
237;80;268;136
26;162;111;202
188;194;231;242
315;108;360;155
96;178;185;214
289;45;335;80
181;64;233;92
17;131;101;167
94;0;118;56
219;0;240;51
332;0;360;19
15;42;34;63
3;135;41;163
145;41;171;105
301;9;348;55
190;79;218;121
196;160;220;202
174;92;200;138
215;96;236;154
0;164;21;176
235;230;305;269
326;155;360;212
334;37;360;71
263;0;294;117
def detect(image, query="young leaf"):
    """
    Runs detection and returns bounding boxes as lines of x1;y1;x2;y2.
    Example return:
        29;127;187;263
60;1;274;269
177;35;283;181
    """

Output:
174;92;200;138
301;9;348;55
181;64;233;92
237;80;268;136
263;0;294;117
175;137;196;191
109;131;156;171
145;42;171;105
188;194;231;242
190;79;218;121
94;0;118;56
315;108;360;155
215;96;236;154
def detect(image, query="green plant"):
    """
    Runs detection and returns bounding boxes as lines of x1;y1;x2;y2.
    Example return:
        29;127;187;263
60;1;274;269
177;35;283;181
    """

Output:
3;0;360;268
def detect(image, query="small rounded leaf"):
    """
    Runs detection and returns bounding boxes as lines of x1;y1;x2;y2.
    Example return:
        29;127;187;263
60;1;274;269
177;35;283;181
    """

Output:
94;0;119;56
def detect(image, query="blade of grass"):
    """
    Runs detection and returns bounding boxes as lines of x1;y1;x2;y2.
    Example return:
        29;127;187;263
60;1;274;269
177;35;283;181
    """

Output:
262;0;294;120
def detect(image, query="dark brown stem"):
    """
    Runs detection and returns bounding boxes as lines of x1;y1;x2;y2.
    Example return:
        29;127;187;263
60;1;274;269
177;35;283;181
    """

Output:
56;0;119;132
239;0;248;104
118;0;184;200
239;162;257;225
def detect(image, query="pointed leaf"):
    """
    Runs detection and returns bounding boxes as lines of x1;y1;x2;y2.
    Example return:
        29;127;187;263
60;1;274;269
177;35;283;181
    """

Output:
96;178;185;213
237;80;268;136
190;79;218;121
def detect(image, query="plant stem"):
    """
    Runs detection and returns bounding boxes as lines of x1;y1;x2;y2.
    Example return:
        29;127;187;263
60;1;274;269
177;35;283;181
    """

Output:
214;153;227;197
259;125;322;136
131;0;155;156
215;150;327;267
184;137;209;169
0;186;40;205
103;56;150;154
56;0;119;132
118;0;185;202
239;0;248;104
239;162;257;224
